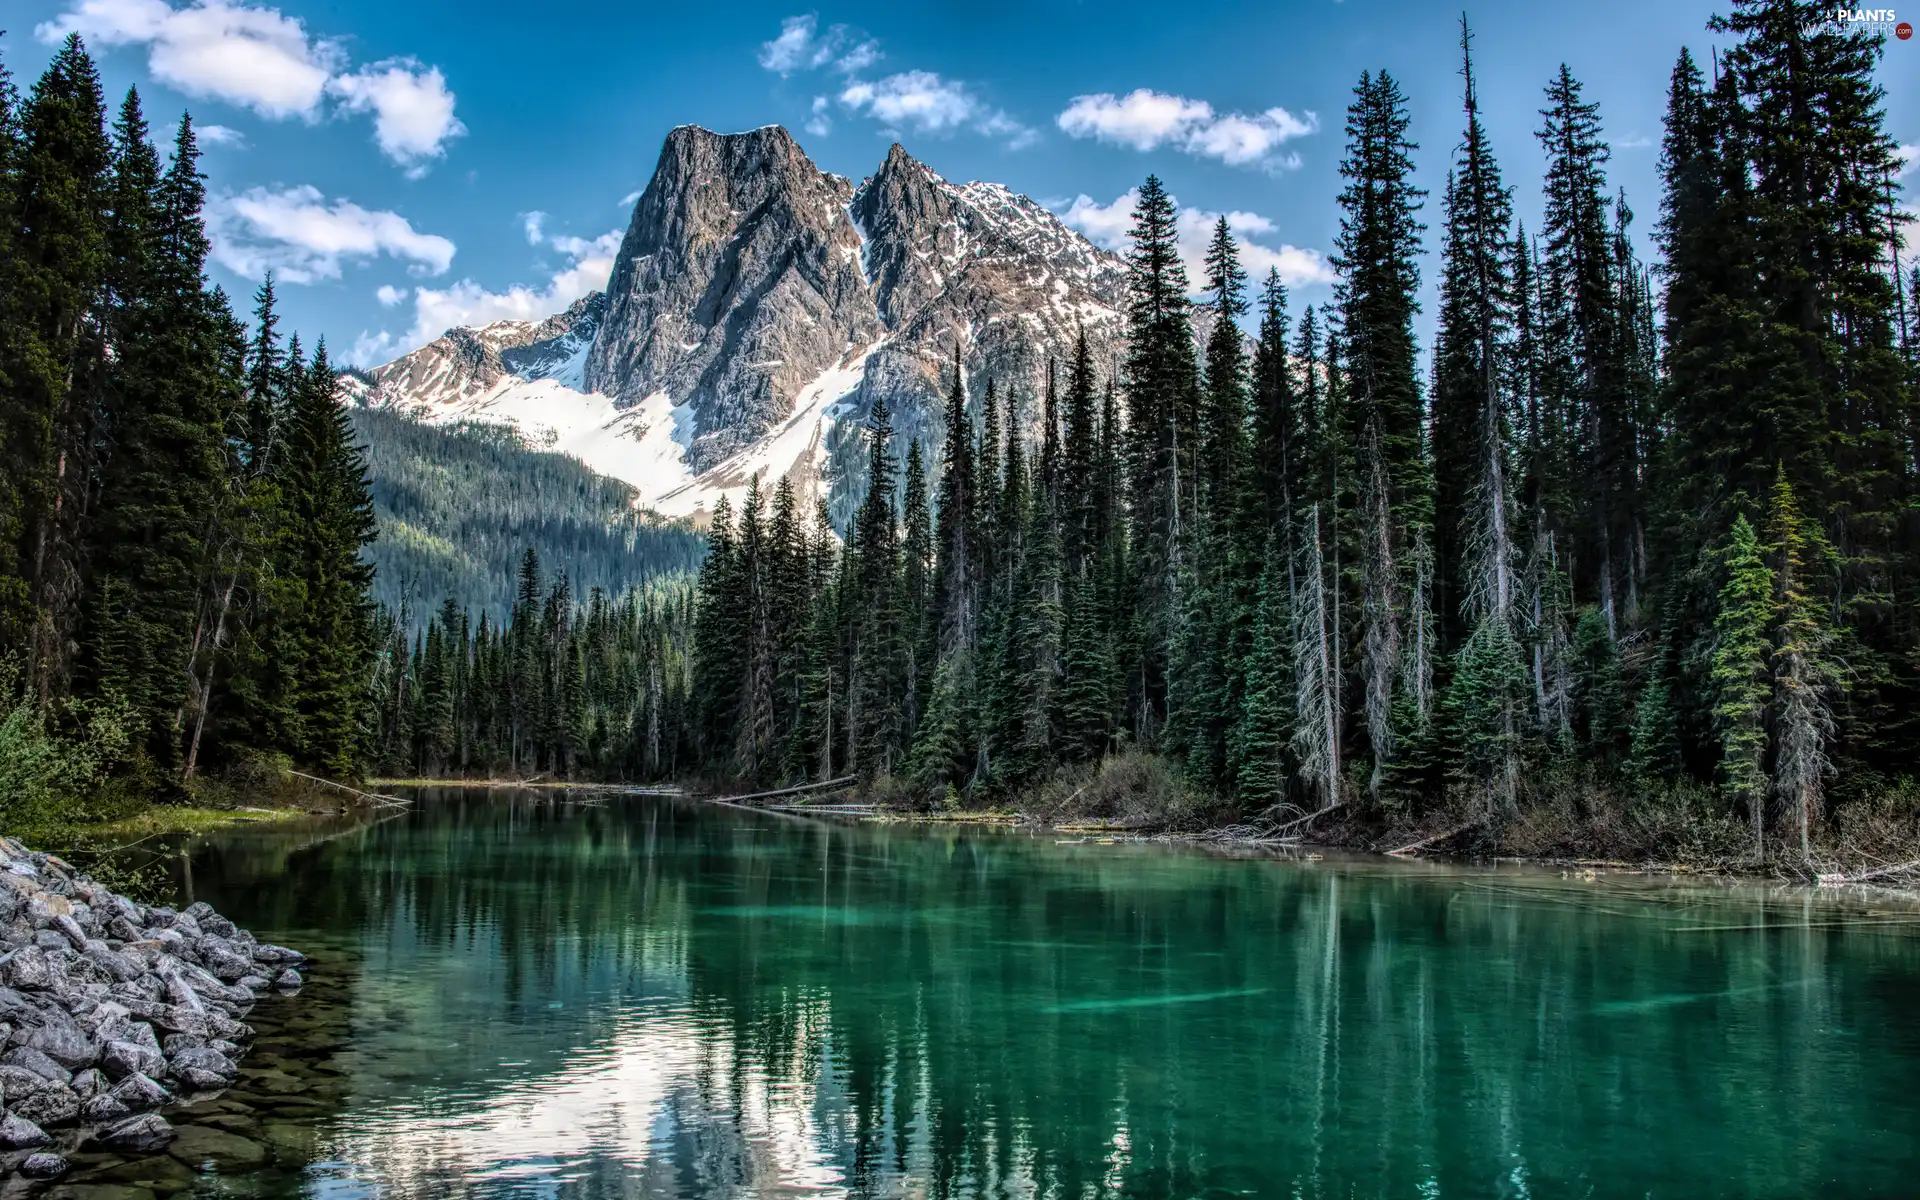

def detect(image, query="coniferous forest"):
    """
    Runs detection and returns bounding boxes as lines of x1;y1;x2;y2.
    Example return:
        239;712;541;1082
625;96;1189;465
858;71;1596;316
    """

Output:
7;4;1920;869
443;2;1905;866
0;35;379;810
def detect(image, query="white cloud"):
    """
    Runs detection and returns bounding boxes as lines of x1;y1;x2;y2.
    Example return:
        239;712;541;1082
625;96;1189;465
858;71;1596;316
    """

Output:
757;14;877;76
758;14;826;73
1057;88;1316;169
327;58;465;175
37;0;462;174
520;210;548;245
376;284;405;307
805;95;832;137
1061;190;1140;253
758;15;1026;147
347;229;623;367
1058;188;1334;290
163;118;245;147
41;0;339;118
839;71;1033;147
195;122;246;147
1616;134;1654;150
619;189;643;208
206;184;455;283
1898;144;1918;177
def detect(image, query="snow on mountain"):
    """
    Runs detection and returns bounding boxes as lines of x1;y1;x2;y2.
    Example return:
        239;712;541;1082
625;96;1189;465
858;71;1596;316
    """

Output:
342;126;1127;525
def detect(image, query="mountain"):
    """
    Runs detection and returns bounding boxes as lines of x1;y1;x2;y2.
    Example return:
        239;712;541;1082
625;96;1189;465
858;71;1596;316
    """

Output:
351;407;707;630
345;125;1127;524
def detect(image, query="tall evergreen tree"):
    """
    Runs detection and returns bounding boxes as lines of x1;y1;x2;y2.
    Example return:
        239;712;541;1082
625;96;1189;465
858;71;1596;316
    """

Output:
1711;514;1772;860
1121;175;1199;745
1335;69;1428;801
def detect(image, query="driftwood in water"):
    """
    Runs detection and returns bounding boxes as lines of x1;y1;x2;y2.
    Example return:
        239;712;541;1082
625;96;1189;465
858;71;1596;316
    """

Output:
708;777;857;806
1383;821;1477;857
287;770;410;809
1819;856;1920;886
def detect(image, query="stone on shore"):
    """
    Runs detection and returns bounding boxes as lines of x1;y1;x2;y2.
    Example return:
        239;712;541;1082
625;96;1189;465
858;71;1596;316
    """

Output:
0;839;303;1185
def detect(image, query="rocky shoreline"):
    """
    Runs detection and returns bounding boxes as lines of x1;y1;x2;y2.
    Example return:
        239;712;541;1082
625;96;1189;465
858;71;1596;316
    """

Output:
0;838;303;1184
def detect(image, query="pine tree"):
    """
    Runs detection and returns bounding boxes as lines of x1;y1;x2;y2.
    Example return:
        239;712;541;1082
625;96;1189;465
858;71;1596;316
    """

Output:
1711;514;1772;860
692;497;741;764
1538;64;1636;636
1335;70;1428;803
733;476;775;776
1121;175;1199;745
1449;612;1530;820
1232;544;1294;804
83;111;234;765
932;353;976;658
1432;19;1518;650
901;440;933;743
1766;467;1840;862
850;400;904;777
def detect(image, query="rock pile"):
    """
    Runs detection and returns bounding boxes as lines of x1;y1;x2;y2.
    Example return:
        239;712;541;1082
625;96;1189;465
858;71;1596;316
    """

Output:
0;837;303;1181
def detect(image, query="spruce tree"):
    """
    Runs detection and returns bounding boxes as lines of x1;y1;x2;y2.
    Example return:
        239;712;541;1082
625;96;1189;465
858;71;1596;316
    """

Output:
1335;69;1427;802
1766;467;1839;862
1432;19;1517;649
1121;175;1199;745
1711;514;1772;860
850;400;904;777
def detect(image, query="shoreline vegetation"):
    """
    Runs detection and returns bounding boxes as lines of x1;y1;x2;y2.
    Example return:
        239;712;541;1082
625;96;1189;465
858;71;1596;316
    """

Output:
344;773;1920;890
3;7;1919;895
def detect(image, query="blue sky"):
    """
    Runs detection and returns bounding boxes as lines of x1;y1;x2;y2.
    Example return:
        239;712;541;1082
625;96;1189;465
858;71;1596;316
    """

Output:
7;0;1916;368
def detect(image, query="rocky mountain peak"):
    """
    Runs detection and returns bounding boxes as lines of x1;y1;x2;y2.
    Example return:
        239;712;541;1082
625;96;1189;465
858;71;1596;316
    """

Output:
350;124;1129;524
585;124;879;471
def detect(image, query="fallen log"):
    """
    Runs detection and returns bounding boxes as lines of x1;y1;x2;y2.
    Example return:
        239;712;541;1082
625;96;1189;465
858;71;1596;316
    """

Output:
287;770;409;808
707;777;857;805
1384;821;1477;857
1819;856;1920;885
1265;801;1343;838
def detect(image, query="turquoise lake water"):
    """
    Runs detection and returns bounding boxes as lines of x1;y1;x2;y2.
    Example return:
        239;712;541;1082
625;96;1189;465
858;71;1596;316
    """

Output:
114;786;1920;1197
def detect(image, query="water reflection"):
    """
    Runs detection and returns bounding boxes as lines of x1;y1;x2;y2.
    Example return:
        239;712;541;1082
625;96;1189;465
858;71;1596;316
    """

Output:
165;788;1920;1199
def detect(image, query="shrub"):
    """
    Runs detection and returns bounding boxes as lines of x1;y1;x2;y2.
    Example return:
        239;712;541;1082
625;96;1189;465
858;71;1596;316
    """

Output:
0;657;136;838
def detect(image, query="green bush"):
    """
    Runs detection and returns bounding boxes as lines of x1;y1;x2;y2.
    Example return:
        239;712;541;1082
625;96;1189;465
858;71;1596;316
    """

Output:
0;657;137;839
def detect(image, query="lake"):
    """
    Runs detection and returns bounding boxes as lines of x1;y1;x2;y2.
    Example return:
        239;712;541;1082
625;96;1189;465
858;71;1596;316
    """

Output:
95;786;1920;1197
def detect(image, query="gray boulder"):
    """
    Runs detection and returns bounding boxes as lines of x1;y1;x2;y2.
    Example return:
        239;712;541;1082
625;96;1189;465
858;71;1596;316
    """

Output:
0;1112;49;1149
10;1080;79;1125
108;1071;167;1110
0;945;51;990
25;1015;97;1069
3;1045;73;1084
95;1111;173;1152
168;1044;237;1090
70;1066;107;1097
274;968;302;990
18;1151;66;1179
84;940;143;983
79;1091;129;1123
200;940;255;982
101;1038;166;1081
0;1063;50;1098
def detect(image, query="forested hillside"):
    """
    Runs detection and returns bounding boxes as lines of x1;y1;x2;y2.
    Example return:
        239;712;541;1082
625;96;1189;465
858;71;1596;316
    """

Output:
389;2;1919;868
349;408;705;629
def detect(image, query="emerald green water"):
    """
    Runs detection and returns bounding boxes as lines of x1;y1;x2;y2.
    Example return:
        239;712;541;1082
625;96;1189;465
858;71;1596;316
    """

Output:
139;787;1920;1197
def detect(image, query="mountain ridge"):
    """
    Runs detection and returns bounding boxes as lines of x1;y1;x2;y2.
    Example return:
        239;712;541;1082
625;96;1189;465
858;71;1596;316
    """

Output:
343;124;1126;523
